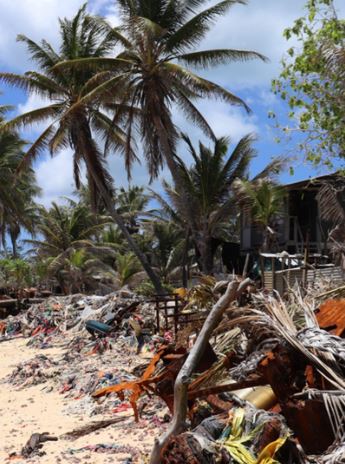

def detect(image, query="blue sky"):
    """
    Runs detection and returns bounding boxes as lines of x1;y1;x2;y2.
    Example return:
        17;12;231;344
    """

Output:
0;0;344;207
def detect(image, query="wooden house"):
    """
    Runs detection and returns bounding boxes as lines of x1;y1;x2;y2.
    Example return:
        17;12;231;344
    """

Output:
240;174;343;255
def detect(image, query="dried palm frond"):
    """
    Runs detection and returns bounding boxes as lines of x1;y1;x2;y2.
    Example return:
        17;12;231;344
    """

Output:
284;285;318;329
312;443;345;464
317;179;345;225
296;328;345;372
183;275;217;311
227;293;345;390
315;284;345;301
212;327;241;356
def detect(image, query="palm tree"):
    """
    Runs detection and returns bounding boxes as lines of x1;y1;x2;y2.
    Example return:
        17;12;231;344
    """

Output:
27;202;109;261
55;0;266;254
115;186;152;234
234;169;286;251
27;201;118;293
0;5;163;292
115;251;142;287
0;107;40;256
148;221;188;283
154;133;255;274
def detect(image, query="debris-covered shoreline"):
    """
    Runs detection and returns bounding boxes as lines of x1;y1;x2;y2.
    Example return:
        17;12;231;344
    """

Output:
0;290;170;463
2;281;345;463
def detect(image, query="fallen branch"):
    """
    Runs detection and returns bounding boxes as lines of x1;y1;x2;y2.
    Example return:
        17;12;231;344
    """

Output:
62;416;130;440
21;432;58;458
150;278;252;464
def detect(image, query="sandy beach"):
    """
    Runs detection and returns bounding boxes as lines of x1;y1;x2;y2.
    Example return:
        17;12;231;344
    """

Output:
0;337;164;463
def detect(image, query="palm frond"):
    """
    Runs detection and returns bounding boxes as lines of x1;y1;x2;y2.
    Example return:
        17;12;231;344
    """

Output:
177;48;268;68
166;0;246;52
176;93;215;139
1;105;61;132
18;124;57;169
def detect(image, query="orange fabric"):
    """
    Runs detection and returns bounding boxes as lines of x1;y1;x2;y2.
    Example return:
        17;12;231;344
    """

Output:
92;347;167;421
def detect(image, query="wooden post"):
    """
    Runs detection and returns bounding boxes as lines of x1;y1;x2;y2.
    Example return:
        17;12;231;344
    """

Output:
303;232;310;288
242;253;250;278
174;294;178;340
272;257;276;292
281;255;286;294
155;297;160;334
164;299;168;331
303;247;308;288
259;254;265;288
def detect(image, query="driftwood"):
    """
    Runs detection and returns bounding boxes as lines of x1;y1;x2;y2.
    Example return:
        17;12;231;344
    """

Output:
150;278;252;464
63;416;130;440
21;432;58;457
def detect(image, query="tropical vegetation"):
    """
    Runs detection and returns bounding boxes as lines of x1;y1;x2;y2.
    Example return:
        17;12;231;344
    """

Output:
0;1;299;294
0;1;266;292
272;0;345;168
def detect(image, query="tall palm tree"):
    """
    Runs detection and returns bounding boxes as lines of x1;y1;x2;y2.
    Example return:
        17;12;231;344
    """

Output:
0;5;163;292
0;106;40;256
55;0;266;250
154;133;255;274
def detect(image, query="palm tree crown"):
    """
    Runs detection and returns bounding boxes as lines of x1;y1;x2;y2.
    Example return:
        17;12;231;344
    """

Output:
0;4;128;208
56;0;266;180
0;106;40;255
158;133;255;273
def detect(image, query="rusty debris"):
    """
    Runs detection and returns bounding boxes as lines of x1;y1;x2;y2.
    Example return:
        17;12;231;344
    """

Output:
3;279;345;463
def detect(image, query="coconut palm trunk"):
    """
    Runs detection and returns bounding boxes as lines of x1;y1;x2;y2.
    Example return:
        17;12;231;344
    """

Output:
71;115;164;294
95;187;164;294
10;227;19;258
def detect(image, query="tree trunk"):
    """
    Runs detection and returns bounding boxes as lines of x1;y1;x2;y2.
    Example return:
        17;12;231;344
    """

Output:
11;237;17;259
74;120;164;295
96;180;164;294
199;238;214;275
149;278;252;464
10;224;20;258
181;231;190;288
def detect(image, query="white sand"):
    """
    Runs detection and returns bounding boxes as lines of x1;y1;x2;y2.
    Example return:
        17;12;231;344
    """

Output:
0;338;160;463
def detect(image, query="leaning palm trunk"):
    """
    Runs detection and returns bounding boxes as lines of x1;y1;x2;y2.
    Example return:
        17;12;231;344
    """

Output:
74;120;164;294
95;183;164;294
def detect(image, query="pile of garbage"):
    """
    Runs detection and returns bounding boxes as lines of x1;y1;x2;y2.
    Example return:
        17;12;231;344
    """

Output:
0;289;143;335
141;283;345;463
4;278;345;463
2;289;173;426
6;354;60;388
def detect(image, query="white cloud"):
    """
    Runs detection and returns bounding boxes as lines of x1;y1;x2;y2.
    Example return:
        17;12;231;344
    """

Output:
2;0;344;206
199;102;258;139
35;148;76;207
172;99;259;155
0;0;85;71
196;0;345;90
